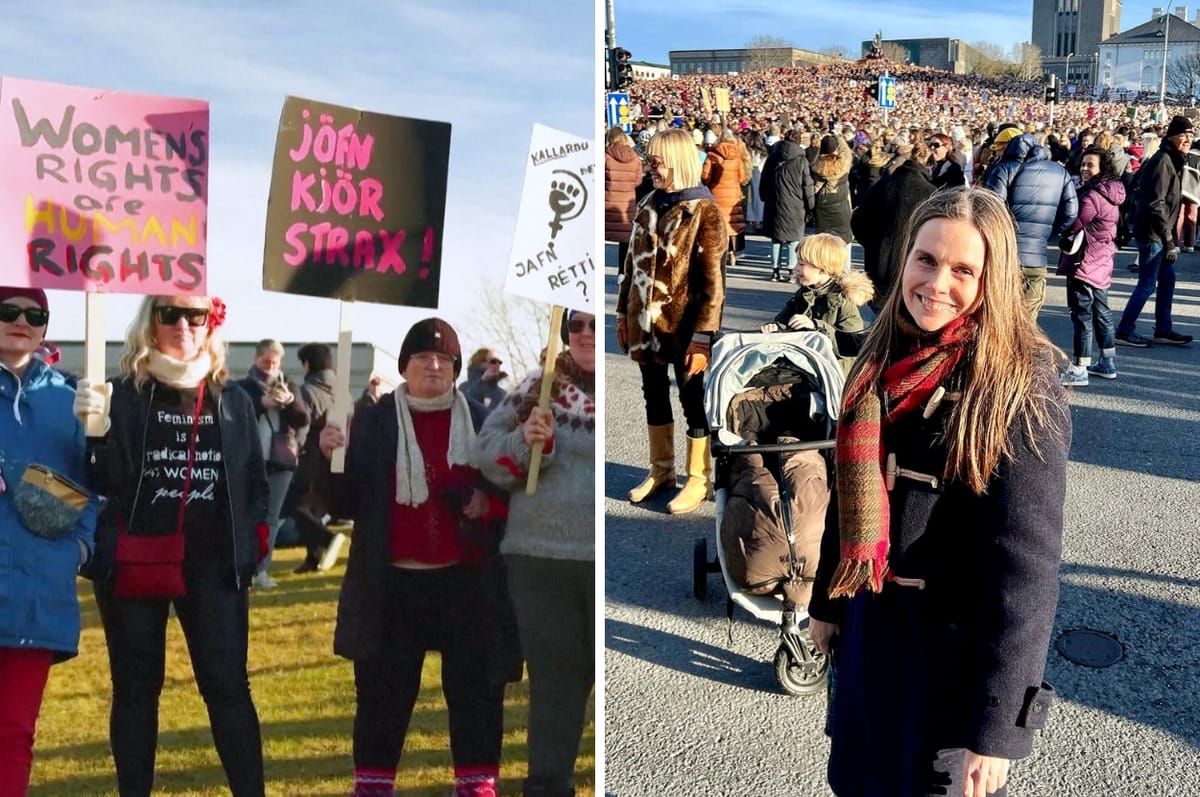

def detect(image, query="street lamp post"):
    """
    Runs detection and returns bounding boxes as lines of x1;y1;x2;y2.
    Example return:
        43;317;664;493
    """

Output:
1065;52;1074;90
1161;13;1171;114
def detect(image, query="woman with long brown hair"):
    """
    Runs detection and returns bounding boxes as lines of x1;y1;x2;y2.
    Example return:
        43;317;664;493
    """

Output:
808;187;1071;797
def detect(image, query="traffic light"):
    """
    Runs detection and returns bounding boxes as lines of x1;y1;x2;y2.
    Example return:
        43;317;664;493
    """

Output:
615;48;633;89
1044;83;1059;103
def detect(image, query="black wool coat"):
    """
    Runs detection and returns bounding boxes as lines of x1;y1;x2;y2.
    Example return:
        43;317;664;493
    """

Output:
809;359;1070;796
331;393;515;681
851;158;937;301
761;139;816;242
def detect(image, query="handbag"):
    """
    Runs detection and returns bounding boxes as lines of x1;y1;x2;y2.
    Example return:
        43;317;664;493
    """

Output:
265;412;299;471
113;382;204;599
1059;227;1086;257
11;464;91;540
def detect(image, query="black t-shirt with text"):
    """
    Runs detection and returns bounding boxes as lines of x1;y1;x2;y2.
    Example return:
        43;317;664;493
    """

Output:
130;383;231;563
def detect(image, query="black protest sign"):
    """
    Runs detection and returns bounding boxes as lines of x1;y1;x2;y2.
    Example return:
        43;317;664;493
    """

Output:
263;96;451;307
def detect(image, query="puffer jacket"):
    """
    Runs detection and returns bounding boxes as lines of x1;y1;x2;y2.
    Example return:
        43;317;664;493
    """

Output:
701;141;749;236
983;134;1079;268
761;139;815;243
0;359;99;661
1057;176;1125;291
811;139;854;243
617;188;727;364
605;143;642;243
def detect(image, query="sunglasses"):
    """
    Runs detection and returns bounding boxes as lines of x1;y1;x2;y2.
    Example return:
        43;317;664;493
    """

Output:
928;141;944;149
646;157;665;170
154;306;210;327
568;317;596;334
0;303;49;327
485;358;503;366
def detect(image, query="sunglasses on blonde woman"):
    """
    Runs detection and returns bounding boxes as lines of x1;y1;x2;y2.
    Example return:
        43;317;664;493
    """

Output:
154;306;210;327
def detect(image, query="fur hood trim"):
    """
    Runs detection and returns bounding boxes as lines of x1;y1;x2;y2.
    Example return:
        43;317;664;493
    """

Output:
837;269;876;307
812;141;852;183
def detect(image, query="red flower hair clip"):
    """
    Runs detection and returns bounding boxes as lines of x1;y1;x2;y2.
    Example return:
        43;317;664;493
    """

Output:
207;297;227;331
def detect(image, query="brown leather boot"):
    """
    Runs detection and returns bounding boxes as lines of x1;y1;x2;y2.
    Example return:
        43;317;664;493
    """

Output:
628;423;676;503
667;434;712;514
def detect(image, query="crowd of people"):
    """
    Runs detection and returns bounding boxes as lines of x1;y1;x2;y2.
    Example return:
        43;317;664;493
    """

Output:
608;57;1194;797
0;291;594;797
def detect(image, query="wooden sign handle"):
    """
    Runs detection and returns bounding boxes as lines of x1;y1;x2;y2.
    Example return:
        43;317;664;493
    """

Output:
526;305;564;496
330;300;354;473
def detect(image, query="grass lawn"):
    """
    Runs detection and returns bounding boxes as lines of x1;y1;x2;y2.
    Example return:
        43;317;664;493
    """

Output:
29;546;595;796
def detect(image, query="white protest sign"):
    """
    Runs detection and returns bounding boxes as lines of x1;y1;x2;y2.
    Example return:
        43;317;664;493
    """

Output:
505;124;594;310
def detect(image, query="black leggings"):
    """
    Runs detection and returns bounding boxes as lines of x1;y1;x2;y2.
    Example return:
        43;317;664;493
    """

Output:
639;359;708;436
352;565;505;773
94;563;264;797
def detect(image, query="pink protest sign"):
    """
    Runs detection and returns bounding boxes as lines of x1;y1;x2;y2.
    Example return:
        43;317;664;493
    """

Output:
0;76;209;294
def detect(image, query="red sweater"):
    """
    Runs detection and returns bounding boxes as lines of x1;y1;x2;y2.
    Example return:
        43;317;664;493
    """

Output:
388;409;485;565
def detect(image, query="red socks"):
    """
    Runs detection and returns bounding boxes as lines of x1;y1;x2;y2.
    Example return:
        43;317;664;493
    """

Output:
454;765;500;797
351;768;395;797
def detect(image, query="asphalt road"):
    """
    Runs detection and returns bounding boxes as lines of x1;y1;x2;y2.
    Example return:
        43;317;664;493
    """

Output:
602;236;1200;797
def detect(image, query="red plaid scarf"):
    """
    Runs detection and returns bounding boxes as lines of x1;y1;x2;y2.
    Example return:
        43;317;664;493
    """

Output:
828;314;977;598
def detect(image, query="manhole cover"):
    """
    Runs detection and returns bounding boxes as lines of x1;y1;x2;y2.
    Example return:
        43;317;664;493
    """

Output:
1056;629;1124;668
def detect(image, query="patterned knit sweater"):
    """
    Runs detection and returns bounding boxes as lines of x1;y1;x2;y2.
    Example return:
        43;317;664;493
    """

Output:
471;353;595;561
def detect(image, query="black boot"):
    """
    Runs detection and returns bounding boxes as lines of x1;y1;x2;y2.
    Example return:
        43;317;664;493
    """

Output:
771;268;780;281
522;778;575;797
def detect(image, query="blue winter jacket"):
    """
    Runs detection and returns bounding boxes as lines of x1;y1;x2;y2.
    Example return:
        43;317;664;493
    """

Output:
0;358;99;662
983;134;1079;269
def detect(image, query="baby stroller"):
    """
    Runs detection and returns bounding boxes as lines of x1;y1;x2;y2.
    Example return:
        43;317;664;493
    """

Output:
691;330;845;696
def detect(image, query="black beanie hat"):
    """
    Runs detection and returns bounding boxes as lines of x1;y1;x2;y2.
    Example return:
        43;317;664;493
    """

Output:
398;317;461;377
819;134;840;155
1166;115;1195;139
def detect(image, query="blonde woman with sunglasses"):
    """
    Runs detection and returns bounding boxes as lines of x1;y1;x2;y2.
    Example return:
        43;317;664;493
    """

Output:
75;295;269;797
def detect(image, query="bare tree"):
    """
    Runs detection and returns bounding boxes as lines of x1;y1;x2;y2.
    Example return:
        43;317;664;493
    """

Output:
880;42;910;64
820;43;849;59
1167;48;1200;99
1009;42;1043;80
459;277;553;385
745;34;795;72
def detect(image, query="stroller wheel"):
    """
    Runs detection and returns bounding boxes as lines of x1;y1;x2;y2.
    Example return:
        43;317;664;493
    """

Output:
773;633;828;697
692;537;709;600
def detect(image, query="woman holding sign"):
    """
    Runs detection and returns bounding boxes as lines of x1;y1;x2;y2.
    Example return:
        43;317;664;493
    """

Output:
616;126;727;515
472;309;595;797
0;287;99;795
74;295;269;797
319;318;514;797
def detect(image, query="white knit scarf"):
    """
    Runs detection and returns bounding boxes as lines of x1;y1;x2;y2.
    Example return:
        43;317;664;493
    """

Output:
393;384;475;507
147;350;213;389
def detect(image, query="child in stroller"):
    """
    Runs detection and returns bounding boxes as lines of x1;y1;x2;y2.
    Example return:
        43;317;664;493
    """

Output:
693;328;846;696
759;232;875;373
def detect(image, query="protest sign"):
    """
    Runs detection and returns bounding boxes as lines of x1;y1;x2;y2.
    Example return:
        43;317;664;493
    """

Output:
262;96;451;308
505;124;593;311
0;76;209;294
714;87;731;114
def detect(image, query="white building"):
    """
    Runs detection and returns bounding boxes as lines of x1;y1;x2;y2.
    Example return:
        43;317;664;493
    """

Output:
1099;7;1200;96
631;61;670;81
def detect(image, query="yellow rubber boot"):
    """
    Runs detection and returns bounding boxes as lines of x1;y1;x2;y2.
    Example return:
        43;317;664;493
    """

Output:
667;435;712;515
628;424;676;503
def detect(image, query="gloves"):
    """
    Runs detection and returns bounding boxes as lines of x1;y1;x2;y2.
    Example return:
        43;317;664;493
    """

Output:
760;322;781;334
616;315;628;352
787;314;816;330
684;338;710;381
1164;246;1181;265
255;523;270;564
73;379;111;434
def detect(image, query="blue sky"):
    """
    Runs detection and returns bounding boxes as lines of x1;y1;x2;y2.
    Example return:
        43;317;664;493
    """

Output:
612;1;1174;64
0;0;593;362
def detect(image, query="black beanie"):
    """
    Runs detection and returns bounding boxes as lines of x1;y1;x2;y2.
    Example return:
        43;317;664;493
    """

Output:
398;317;461;377
819;134;840;155
1166;115;1194;139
